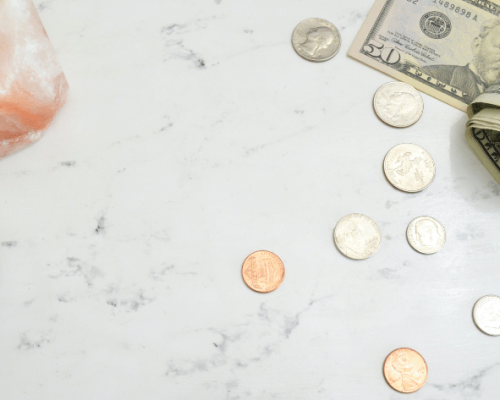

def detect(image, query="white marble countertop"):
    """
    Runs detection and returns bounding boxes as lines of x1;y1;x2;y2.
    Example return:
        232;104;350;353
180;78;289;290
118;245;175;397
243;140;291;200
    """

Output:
1;0;500;398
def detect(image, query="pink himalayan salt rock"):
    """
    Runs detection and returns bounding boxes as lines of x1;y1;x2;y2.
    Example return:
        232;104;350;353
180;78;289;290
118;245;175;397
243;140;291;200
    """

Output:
0;0;69;158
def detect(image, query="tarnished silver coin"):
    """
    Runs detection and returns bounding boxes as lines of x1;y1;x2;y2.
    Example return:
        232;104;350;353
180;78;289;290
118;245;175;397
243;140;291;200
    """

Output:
473;295;500;336
334;214;381;260
374;82;424;127
292;18;341;62
407;216;446;254
383;144;435;193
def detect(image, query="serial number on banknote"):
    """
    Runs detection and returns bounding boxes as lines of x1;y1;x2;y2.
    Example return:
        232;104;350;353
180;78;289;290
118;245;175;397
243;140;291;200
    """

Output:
431;0;478;19
405;0;479;20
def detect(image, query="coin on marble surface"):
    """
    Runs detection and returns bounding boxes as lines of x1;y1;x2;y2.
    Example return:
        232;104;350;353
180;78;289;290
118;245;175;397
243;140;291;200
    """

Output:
383;143;435;193
292;18;341;62
334;214;381;260
473;295;500;336
242;250;285;293
383;348;428;393
374;82;424;127
406;216;446;254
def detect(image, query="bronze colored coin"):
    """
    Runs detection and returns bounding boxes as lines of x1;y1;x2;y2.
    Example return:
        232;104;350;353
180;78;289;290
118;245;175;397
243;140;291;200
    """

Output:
383;348;428;393
241;250;285;293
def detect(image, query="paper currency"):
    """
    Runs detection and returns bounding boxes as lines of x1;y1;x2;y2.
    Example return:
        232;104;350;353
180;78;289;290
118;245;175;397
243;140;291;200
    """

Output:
349;0;500;112
466;85;500;184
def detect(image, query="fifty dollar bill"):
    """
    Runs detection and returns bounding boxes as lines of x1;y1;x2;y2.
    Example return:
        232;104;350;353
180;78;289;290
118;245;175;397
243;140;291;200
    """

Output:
349;0;500;112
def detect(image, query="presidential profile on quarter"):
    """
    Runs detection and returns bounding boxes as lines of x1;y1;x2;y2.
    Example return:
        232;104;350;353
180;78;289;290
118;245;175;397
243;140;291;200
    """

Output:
473;295;500;336
334;214;381;260
407;216;446;255
383;143;436;193
292;18;341;62
374;82;424;127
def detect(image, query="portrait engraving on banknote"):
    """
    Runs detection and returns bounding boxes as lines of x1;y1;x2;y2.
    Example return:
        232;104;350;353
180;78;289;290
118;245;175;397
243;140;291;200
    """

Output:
349;0;500;111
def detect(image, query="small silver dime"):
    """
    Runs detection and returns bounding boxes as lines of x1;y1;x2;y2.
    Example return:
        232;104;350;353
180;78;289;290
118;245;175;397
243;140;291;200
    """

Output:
334;214;381;260
473;295;500;336
374;82;424;128
407;216;446;254
383;143;436;192
292;18;341;62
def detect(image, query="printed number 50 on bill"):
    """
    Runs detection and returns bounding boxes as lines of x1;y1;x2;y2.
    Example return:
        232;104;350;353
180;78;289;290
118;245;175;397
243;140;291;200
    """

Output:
349;0;500;112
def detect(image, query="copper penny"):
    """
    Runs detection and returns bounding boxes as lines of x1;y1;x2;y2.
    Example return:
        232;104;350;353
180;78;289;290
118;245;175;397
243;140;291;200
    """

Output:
383;348;428;393
241;250;285;293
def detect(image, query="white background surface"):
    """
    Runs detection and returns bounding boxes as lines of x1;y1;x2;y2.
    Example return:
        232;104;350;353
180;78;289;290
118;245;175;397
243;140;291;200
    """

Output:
1;0;499;399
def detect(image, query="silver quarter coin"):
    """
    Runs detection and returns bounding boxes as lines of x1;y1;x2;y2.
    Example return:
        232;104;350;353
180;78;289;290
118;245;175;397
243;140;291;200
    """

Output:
473;295;500;336
334;214;381;260
374;82;424;128
407;216;446;254
292;18;341;62
383;143;436;193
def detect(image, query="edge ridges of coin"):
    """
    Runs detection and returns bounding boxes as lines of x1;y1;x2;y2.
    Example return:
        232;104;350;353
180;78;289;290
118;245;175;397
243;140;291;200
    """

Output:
333;213;381;260
383;143;436;193
472;295;500;336
383;347;428;393
241;250;285;293
291;18;341;62
373;82;424;128
406;216;446;255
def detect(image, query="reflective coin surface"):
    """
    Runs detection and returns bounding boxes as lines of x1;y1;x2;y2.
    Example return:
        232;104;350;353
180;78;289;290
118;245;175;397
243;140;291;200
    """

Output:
334;214;381;260
383;143;436;192
374;82;424;127
384;348;428;393
407;216;446;254
473;295;500;336
242;250;285;293
292;18;341;62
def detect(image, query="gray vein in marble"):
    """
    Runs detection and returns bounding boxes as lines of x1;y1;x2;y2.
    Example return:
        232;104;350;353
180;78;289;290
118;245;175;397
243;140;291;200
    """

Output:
161;17;226;68
18;332;50;351
244;126;314;155
36;1;50;13
95;215;106;234
163;39;206;68
150;264;197;281
166;330;242;377
430;363;500;395
49;257;101;287
107;290;155;312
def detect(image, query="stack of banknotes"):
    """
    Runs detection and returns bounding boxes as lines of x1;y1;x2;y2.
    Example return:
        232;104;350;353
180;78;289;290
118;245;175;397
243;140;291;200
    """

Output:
349;0;500;183
466;85;500;184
